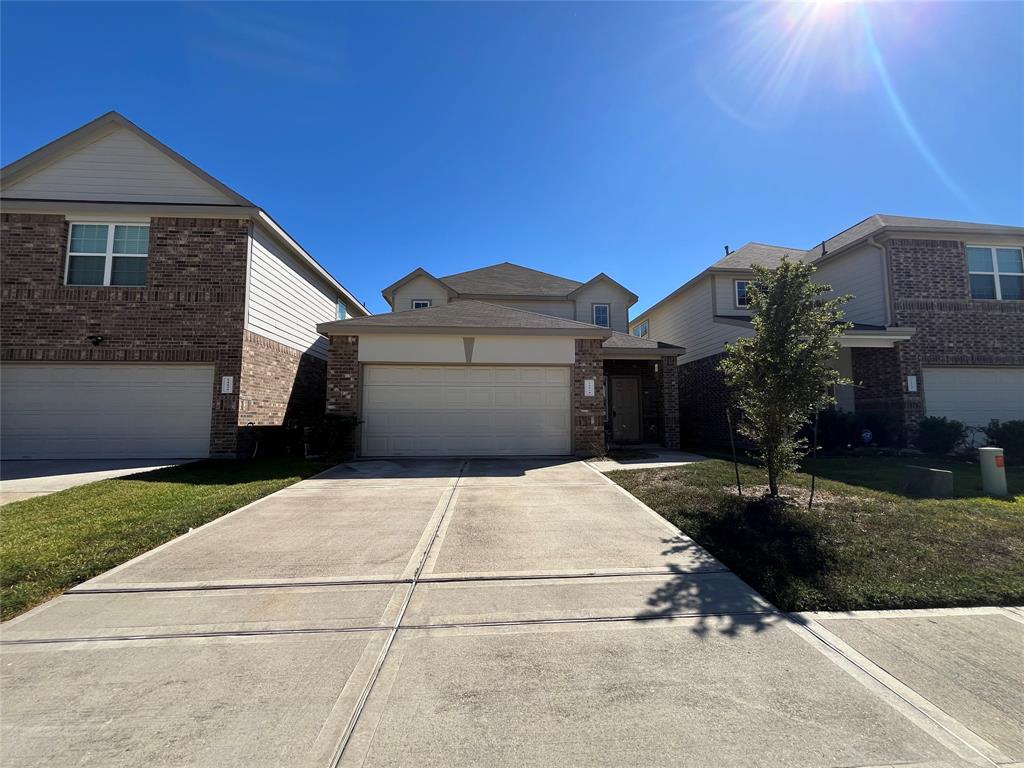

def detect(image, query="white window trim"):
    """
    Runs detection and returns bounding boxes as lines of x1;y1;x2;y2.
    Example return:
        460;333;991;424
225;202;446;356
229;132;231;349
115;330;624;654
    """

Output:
411;299;432;309
65;221;150;287
633;320;649;338
967;244;1024;301
592;303;611;327
734;280;751;308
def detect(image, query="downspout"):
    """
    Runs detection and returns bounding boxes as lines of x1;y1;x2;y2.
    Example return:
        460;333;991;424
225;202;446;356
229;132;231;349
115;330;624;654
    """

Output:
867;234;894;328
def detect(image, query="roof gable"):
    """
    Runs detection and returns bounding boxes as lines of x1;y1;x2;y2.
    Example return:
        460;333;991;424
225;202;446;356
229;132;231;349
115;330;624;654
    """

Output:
439;262;583;297
1;111;251;206
380;267;457;306
568;272;639;304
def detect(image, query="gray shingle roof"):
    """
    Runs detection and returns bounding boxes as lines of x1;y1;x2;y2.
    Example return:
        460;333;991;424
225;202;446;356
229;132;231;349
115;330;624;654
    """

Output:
816;214;1024;258
710;243;805;270
317;299;610;336
439;263;583;297
603;331;684;351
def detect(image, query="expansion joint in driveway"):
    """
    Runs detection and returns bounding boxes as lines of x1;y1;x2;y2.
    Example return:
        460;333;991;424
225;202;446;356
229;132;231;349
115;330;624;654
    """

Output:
327;459;469;768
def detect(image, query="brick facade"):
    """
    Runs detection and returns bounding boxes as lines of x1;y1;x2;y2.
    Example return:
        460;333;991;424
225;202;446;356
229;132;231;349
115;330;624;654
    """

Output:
658;356;681;449
239;330;327;426
885;238;1024;436
1;213;251;456
677;352;732;448
326;335;360;418
573;338;606;456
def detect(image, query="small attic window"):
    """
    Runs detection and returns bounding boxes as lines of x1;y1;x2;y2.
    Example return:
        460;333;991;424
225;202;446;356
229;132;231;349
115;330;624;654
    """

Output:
412;299;432;309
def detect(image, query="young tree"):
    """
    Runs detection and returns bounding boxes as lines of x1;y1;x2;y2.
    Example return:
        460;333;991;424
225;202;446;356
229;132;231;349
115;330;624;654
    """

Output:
719;258;852;498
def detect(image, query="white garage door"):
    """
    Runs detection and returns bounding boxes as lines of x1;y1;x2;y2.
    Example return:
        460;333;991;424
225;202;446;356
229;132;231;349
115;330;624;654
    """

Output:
362;365;571;457
1;364;214;459
923;367;1024;428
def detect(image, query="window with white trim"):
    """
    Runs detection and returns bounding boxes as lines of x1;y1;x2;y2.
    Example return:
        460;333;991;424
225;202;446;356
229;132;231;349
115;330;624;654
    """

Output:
337;301;349;320
633;320;649;338
412;299;432;309
735;280;751;308
967;245;1023;300
66;223;149;286
592;303;610;327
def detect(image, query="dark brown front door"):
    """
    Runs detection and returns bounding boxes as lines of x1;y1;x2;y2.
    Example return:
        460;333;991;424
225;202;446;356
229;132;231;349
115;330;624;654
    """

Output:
611;377;641;442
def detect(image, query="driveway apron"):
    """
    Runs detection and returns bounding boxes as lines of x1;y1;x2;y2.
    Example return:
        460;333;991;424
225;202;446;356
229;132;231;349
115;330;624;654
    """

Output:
1;458;1012;767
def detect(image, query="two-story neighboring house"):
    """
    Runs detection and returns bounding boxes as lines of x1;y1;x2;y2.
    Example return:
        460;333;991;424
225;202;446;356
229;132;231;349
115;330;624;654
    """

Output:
316;262;684;457
630;214;1024;446
0;112;368;460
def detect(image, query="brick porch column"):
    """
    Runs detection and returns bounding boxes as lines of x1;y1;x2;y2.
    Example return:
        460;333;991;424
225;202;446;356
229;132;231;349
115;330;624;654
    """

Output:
573;338;606;456
326;335;359;417
658;355;681;449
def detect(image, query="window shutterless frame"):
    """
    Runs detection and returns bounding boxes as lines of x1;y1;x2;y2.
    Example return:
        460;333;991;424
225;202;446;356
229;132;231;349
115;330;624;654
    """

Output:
633;320;649;338
65;222;149;287
966;244;1024;301
592;303;610;327
734;280;751;308
412;299;432;309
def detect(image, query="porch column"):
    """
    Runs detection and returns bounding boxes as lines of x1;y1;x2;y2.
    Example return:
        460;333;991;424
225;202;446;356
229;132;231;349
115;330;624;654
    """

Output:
658;355;681;449
573;338;606;456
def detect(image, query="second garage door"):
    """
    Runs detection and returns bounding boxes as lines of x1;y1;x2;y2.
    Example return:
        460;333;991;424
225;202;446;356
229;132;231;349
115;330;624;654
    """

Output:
1;364;214;460
923;367;1024;429
361;365;572;457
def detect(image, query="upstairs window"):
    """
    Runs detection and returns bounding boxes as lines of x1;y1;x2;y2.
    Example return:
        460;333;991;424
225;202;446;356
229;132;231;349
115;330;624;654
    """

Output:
735;280;751;308
66;223;149;286
968;246;1023;300
337;301;349;320
633;320;649;338
412;299;432;309
592;303;610;327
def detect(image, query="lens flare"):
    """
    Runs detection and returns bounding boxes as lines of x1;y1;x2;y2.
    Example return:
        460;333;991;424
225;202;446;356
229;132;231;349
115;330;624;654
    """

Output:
697;1;969;205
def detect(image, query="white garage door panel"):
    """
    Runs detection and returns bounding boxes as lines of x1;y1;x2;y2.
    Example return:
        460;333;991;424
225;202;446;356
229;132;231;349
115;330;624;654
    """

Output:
362;365;571;457
1;364;214;459
923;367;1024;428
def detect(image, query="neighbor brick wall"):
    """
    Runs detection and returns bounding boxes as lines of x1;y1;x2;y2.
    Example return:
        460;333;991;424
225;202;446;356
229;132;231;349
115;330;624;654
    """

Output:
658;356;681;449
238;329;327;426
885;238;1024;436
573;338;606;456
677;353;731;448
0;213;250;456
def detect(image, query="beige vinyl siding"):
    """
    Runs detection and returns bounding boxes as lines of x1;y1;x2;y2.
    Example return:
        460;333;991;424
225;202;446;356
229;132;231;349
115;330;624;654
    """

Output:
813;243;888;326
572;282;632;332
2;128;234;204
392;275;451;310
636;276;750;364
475;298;575;320
246;224;340;359
714;273;754;315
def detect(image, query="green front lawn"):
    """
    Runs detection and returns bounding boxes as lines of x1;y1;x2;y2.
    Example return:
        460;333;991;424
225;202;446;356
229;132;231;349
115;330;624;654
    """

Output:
1;457;324;620
610;458;1024;612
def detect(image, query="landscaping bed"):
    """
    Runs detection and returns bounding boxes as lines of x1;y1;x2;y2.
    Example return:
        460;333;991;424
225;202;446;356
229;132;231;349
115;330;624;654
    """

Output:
609;458;1024;612
1;457;325;620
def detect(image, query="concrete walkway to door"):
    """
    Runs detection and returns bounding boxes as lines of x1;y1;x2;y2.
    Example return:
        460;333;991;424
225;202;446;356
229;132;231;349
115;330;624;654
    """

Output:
1;458;1016;767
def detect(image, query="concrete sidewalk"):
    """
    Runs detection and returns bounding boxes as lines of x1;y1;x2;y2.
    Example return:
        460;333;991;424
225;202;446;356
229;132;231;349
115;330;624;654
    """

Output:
2;458;1020;767
0;458;190;505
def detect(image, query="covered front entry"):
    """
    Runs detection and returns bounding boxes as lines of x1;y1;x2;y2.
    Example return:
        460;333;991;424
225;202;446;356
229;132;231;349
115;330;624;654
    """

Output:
603;357;673;446
0;363;214;459
361;364;572;456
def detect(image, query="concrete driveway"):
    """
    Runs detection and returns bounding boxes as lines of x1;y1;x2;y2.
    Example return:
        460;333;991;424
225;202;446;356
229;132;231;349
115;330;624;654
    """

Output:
2;458;1020;767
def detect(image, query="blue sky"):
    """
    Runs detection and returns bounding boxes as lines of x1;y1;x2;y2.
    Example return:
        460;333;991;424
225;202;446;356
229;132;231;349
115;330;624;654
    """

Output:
2;1;1022;315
